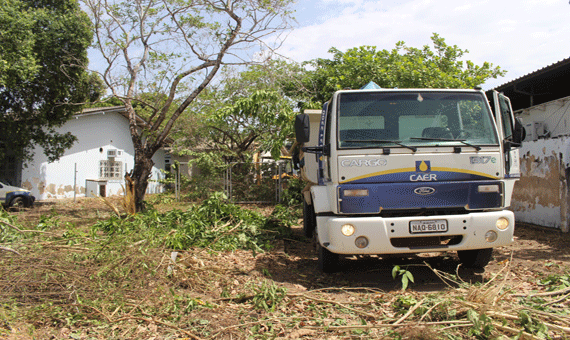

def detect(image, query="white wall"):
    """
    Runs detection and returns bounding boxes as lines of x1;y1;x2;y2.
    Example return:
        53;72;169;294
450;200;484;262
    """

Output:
512;137;570;232
517;96;570;140
511;95;570;232
21;112;165;200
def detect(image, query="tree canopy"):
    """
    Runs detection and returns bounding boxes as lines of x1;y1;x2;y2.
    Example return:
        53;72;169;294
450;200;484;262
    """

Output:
172;34;507;166
0;0;102;164
167;60;304;163
292;33;506;104
85;0;295;211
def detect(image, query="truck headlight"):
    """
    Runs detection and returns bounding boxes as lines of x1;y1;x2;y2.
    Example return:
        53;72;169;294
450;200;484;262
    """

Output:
496;217;509;230
341;224;355;236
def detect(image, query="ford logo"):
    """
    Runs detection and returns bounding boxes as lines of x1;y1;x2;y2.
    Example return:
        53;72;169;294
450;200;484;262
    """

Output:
414;187;436;195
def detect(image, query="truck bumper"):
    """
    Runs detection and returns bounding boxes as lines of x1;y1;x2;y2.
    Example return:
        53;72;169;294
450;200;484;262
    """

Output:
316;211;514;255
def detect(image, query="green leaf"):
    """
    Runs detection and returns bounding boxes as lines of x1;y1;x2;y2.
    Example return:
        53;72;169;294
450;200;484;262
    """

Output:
392;265;400;279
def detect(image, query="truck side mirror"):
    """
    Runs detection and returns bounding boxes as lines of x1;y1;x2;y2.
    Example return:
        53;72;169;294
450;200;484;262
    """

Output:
513;118;526;145
295;113;310;143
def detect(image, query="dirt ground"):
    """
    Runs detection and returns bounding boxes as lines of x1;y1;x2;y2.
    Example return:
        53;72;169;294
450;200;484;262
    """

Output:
2;197;570;339
14;197;570;290
269;222;570;293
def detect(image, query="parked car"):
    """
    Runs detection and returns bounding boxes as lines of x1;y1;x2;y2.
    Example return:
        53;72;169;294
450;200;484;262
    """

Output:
0;181;35;208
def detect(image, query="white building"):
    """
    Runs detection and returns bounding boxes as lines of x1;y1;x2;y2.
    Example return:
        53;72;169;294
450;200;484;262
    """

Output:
495;57;570;232
20;106;166;200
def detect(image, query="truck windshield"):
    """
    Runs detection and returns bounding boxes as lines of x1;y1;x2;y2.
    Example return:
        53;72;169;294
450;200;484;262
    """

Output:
337;91;498;149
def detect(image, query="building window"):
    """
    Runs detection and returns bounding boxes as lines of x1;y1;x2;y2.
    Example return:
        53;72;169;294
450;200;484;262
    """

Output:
99;160;123;179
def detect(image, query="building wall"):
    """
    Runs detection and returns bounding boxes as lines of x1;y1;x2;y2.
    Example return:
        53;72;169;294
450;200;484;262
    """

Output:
512;137;570;232
21;112;165;200
517;96;570;140
511;96;570;232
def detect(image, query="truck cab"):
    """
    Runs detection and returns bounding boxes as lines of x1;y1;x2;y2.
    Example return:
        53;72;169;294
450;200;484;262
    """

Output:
295;87;524;273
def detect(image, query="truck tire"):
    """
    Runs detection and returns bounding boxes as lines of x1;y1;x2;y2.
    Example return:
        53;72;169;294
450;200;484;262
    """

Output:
9;197;25;210
317;242;339;273
457;248;493;268
303;199;316;238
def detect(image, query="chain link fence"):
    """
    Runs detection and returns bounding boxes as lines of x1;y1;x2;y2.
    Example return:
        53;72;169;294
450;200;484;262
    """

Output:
173;160;294;204
225;161;292;204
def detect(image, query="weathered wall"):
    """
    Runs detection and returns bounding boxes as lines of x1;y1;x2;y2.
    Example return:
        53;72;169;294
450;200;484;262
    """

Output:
511;95;570;232
21;112;165;200
517;96;570;139
512;135;570;232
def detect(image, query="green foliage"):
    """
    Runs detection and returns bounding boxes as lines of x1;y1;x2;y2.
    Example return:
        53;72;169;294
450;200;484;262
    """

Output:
249;280;287;312
517;310;550;339
0;210;21;243
172;60;308;163
392;295;417;314
538;273;570;291
0;0;103;164
85;0;295;211
519;272;570;313
268;204;299;229
92;192;291;252
467;310;494;339
0;0;38;85
291;33;506;105
392;265;415;291
280;176;305;207
212;90;295;160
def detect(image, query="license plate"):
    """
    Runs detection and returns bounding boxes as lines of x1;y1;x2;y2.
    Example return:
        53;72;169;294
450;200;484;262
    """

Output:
409;219;448;234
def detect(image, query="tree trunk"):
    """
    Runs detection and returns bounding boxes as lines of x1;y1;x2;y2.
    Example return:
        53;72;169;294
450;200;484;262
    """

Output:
125;151;155;212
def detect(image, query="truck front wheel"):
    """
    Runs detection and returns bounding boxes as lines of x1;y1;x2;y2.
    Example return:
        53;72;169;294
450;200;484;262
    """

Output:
9;197;25;211
457;248;493;268
317;242;339;273
303;200;316;238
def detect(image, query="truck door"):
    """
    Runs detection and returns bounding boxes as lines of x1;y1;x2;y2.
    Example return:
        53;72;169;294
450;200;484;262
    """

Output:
488;90;521;178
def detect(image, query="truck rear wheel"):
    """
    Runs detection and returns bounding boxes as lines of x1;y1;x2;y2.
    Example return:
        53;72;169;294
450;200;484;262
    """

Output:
303;200;316;238
317;242;339;273
457;248;493;268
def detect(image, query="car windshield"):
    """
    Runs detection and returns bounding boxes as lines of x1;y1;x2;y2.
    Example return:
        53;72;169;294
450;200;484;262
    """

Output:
337;91;498;149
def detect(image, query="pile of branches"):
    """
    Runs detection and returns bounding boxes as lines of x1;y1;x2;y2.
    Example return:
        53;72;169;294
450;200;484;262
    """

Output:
1;206;569;339
159;250;570;340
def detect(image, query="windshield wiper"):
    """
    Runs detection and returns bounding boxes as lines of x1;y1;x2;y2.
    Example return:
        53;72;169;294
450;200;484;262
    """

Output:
344;139;417;152
409;137;481;151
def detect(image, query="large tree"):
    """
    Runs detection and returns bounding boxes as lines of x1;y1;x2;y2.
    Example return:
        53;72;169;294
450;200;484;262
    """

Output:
85;0;295;211
0;0;102;164
292;33;506;104
169;60;304;162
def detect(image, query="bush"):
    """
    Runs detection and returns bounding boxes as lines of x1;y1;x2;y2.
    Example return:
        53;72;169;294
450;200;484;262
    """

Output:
92;192;291;253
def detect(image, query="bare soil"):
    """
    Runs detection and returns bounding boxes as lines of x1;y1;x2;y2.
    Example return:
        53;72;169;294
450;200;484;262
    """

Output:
1;197;570;339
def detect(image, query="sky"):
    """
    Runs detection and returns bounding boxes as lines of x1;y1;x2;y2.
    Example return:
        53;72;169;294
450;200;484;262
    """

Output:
276;0;570;89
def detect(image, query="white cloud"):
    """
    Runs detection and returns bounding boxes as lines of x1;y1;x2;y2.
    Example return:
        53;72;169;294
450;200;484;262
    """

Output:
277;0;570;88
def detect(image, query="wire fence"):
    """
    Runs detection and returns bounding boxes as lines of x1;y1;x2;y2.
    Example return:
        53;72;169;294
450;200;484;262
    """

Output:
173;160;294;204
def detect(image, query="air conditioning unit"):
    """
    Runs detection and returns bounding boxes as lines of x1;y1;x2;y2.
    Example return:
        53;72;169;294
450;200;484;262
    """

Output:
524;121;546;142
524;123;535;141
535;122;545;138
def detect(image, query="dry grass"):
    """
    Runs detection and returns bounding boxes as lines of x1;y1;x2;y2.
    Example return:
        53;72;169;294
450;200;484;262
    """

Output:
1;196;569;339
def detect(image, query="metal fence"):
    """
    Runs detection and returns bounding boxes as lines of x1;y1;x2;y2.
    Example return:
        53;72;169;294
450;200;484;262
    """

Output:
225;161;292;204
173;160;293;203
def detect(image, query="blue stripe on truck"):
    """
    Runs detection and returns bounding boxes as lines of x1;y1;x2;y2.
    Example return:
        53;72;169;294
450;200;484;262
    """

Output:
339;181;503;213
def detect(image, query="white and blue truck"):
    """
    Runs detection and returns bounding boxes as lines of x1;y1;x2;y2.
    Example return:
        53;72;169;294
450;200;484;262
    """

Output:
294;83;524;273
